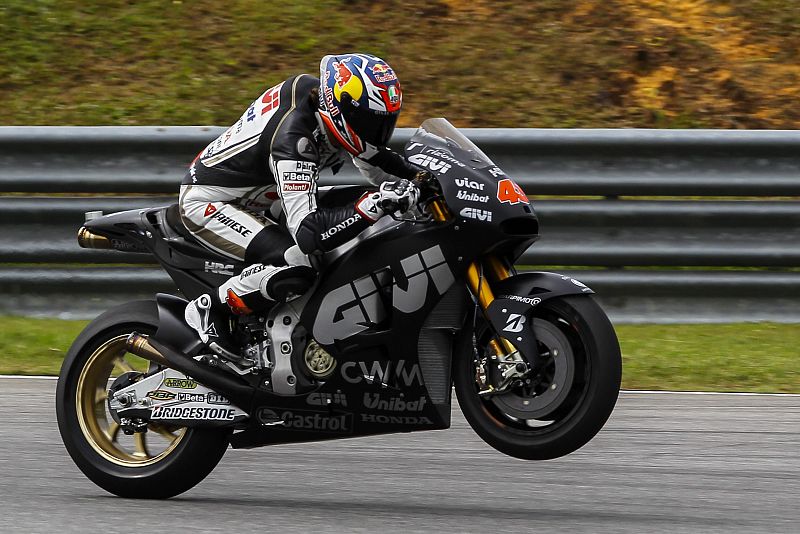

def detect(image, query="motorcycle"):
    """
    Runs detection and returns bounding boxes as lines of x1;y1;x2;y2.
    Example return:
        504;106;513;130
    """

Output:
56;118;621;499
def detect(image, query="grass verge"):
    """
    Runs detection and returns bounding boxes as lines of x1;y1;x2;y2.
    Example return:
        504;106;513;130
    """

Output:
1;317;797;393
1;1;799;128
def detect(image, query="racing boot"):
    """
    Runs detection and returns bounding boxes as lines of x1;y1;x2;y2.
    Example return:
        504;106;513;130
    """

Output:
221;263;317;314
184;293;240;361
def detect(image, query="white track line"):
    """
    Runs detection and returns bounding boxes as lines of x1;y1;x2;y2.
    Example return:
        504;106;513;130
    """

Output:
623;389;800;397
0;375;797;396
0;375;59;380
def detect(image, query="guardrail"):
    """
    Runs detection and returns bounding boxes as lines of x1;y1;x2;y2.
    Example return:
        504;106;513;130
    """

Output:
1;127;798;322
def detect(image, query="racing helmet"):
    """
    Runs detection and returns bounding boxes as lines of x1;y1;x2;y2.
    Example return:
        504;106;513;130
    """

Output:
318;53;402;155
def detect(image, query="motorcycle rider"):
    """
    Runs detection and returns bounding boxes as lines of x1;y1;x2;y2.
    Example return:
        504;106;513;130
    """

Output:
180;53;424;358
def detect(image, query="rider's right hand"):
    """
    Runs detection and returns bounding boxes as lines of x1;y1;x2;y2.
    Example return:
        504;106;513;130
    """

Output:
356;179;420;222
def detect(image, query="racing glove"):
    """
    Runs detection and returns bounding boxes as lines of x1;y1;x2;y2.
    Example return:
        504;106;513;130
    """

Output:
355;179;420;222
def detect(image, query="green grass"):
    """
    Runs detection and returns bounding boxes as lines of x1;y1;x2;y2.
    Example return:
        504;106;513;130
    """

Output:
0;316;88;376
1;316;797;393
617;323;800;393
1;1;799;128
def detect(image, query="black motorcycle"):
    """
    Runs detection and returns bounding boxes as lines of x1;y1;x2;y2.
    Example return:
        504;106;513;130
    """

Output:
57;119;621;498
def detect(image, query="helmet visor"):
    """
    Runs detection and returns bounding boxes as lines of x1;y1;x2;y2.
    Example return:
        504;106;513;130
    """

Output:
342;102;398;147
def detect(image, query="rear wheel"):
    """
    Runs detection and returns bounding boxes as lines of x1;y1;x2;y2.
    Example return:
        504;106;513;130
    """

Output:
455;295;621;460
56;300;230;498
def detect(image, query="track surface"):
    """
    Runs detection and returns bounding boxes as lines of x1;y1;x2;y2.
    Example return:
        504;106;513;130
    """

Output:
1;378;798;533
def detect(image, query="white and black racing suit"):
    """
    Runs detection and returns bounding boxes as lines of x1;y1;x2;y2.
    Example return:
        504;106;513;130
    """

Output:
179;74;419;313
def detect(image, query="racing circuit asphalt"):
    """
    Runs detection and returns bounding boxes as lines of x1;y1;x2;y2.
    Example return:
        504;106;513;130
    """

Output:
0;378;798;533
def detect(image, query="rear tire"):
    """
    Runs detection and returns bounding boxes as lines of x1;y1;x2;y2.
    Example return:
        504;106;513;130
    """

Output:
56;300;230;498
455;295;621;460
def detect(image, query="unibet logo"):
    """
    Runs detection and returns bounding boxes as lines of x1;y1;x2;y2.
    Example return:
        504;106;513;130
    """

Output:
456;190;489;203
363;392;427;412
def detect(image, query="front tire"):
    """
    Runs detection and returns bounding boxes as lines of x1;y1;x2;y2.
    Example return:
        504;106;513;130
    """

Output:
455;295;621;460
56;300;230;498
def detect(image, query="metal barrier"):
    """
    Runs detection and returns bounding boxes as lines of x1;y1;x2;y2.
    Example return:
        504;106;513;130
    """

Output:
1;127;798;322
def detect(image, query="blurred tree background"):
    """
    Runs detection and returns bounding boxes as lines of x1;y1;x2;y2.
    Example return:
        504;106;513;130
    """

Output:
1;0;798;129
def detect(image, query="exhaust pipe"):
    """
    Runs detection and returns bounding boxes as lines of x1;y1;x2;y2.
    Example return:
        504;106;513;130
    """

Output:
125;333;170;367
77;227;111;249
125;332;254;410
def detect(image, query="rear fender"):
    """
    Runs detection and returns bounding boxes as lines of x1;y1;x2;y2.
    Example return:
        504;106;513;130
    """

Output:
485;272;594;369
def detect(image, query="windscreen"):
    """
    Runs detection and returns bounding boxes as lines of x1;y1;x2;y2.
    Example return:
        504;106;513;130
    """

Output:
416;118;495;167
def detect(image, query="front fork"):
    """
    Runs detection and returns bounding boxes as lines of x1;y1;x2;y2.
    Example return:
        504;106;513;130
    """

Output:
428;199;531;394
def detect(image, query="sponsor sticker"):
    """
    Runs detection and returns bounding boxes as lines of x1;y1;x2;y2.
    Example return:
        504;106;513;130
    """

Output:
205;261;234;276
283;182;311;192
363;392;426;412
499;294;542;306
297;137;318;160
341;360;424;387
257;408;352;432
240;264;268;280
211;212;253;237
207;392;231;405
307;391;348;407
460;207;493;222
372;64;397;83
503;313;525;333
455;178;485;190
425;149;467;168
361;414;433;425
313;245;454;344
321;214;361;240
456;190;489;203
177;392;205;402
151;406;236;421
408;153;451;174
261;85;280;116
146;390;176;401
164;378;197;389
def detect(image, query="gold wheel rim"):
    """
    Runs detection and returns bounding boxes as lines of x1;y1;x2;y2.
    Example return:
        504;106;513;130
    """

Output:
76;335;187;467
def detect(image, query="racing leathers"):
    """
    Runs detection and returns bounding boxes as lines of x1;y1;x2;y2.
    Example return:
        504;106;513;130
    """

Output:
181;74;420;352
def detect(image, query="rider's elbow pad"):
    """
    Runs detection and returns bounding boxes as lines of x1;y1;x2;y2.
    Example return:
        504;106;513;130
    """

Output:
295;211;371;254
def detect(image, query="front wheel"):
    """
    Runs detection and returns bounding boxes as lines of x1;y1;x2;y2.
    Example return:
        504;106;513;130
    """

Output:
455;295;621;460
56;300;230;498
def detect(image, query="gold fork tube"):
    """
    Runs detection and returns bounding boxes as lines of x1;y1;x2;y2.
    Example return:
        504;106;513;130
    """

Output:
428;198;451;222
485;255;512;281
466;258;516;355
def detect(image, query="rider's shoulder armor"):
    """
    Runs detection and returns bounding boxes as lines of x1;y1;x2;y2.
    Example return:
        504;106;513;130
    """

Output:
182;74;323;188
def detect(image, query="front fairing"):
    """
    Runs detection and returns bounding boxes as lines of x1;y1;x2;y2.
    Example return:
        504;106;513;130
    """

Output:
406;118;539;261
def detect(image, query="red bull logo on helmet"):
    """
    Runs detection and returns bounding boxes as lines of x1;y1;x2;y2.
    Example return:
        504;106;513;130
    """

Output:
332;58;364;102
372;64;397;83
334;60;353;88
